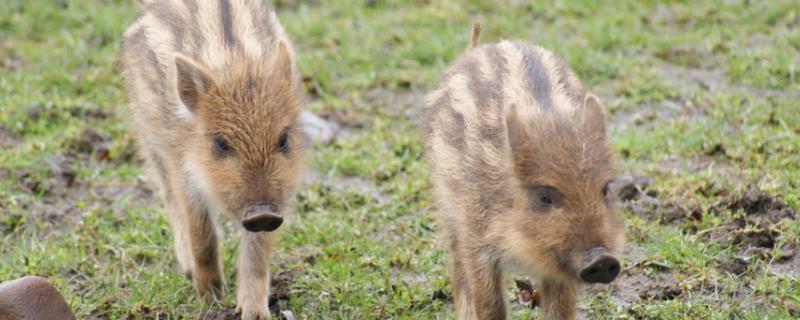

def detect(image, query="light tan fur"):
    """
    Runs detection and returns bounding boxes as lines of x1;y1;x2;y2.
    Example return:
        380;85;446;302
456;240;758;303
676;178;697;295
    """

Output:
121;1;303;318
422;32;625;319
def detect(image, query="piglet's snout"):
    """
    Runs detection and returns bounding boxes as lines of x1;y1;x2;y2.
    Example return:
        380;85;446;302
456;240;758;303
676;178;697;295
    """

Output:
242;203;283;232
579;247;620;284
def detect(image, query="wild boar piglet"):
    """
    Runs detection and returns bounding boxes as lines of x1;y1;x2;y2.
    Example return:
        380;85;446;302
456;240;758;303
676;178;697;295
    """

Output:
121;0;304;318
423;24;625;319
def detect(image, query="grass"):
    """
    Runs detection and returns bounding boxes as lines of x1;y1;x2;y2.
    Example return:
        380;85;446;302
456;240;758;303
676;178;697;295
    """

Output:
1;0;799;319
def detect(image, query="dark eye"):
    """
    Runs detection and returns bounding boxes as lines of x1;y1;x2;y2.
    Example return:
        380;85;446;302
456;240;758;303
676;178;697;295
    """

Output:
602;182;611;198
529;186;563;211
277;129;289;154
212;134;232;157
539;193;553;205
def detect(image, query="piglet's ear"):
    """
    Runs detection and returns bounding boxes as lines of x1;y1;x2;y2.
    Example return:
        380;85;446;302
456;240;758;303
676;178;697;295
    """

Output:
175;54;215;114
272;40;294;81
582;94;606;136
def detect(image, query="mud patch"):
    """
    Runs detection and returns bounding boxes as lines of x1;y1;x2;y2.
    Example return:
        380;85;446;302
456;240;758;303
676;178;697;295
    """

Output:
607;272;683;307
389;258;428;286
24;103;111;124
15;155;79;197
609;173;652;202
769;252;800;279
4;151;154;236
362;87;425;121
1;52;27;71
304;169;387;205
201;308;238;320
300;111;340;145
68;128;112;162
705;188;796;274
716;256;750;275
286;244;322;265
713;188;796;229
0;125;22;148
613;173;699;225
658;63;799;100
269;269;300;315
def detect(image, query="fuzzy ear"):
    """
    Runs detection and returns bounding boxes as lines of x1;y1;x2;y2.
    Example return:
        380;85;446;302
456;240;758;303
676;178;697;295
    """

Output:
467;22;481;50
582;94;606;135
175;54;215;114
273;40;294;81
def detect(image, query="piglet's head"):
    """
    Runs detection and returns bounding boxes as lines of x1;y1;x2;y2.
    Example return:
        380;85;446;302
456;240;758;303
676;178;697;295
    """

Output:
502;95;625;284
174;41;303;232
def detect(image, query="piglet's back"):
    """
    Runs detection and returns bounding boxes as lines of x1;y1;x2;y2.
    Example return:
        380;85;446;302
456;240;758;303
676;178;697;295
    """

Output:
423;41;588;218
121;0;294;138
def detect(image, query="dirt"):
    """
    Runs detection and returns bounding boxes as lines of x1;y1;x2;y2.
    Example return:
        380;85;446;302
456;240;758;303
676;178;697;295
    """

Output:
715;188;796;228
769;253;800;279
704;188;796;264
3;152;154;236
304;169;387;205
68;128;112;162
0;52;27;71
14;155;79;197
609;173;652;202
362;87;425;121
612;173;700;225
716;256;750;275
270;269;299;310
25;103;111;123
202;308;239;320
657;63;799;101
613;164;797;291
586;271;683;312
0;125;21;148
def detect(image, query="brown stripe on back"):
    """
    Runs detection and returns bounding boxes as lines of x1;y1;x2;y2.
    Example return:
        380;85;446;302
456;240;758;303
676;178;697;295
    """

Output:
443;104;467;150
249;3;276;48
518;44;554;110
181;0;205;53
144;1;186;51
455;47;508;147
125;29;168;96
181;0;197;12
219;0;238;48
550;54;585;105
427;90;467;151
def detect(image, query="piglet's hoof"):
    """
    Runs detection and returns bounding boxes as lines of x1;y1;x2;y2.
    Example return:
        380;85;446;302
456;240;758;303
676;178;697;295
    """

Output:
242;203;283;232
0;276;75;320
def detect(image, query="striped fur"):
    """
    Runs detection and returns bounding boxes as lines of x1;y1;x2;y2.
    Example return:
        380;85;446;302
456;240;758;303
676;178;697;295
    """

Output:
121;1;303;318
423;38;624;319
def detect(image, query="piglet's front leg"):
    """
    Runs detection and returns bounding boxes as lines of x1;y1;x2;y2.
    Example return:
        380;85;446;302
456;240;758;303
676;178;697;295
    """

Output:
236;231;276;320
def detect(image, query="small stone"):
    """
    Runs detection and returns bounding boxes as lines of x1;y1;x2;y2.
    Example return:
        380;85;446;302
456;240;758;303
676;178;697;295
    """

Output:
0;276;75;320
299;111;339;145
281;310;296;320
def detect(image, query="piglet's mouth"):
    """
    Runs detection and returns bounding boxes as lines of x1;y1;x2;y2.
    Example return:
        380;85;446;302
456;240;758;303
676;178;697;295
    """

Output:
242;203;283;232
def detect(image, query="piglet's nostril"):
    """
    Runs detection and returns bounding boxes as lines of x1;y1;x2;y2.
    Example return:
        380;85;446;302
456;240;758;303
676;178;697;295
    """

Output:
579;254;620;284
242;203;283;232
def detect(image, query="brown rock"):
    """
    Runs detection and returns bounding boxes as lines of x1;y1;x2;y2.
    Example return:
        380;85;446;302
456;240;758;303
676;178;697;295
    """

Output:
0;276;74;320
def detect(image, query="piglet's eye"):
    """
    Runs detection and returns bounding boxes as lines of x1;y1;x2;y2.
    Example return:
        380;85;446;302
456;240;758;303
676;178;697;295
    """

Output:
212;134;232;157
277;129;290;154
529;186;563;211
602;183;611;198
539;193;553;205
